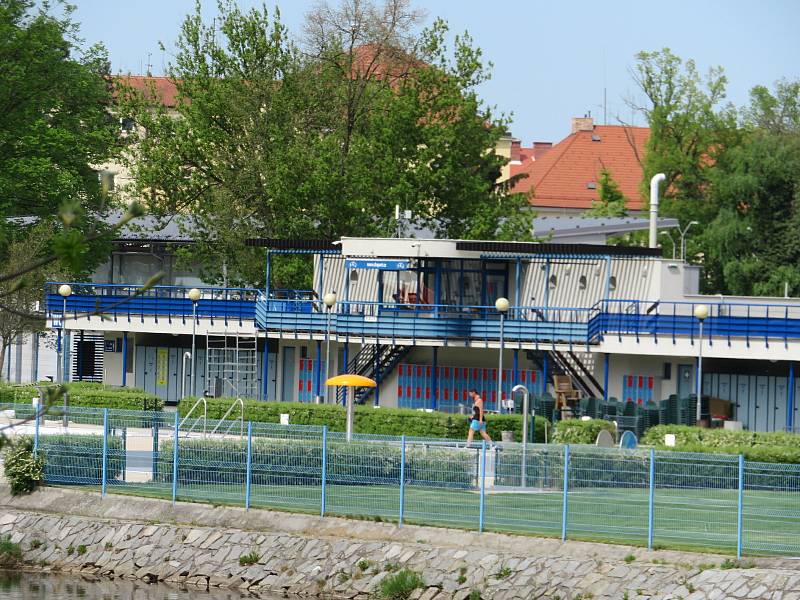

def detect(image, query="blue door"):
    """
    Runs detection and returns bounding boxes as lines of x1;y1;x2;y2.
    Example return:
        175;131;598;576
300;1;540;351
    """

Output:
677;364;693;399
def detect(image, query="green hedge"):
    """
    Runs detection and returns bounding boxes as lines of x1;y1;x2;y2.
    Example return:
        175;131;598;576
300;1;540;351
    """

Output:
553;419;616;445
39;434;125;484
179;398;549;442
642;425;800;464
0;383;162;412
158;436;477;488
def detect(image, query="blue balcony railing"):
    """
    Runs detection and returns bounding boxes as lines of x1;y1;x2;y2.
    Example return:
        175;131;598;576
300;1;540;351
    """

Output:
593;299;800;346
256;299;593;345
45;282;261;325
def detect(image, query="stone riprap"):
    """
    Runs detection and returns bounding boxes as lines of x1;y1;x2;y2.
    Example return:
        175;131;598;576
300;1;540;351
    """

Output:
2;485;798;600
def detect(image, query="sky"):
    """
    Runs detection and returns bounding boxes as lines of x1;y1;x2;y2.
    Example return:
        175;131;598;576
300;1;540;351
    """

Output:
71;0;800;143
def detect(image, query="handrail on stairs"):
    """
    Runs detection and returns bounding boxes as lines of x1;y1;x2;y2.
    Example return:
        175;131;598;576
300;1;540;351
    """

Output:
179;397;207;437
209;397;245;438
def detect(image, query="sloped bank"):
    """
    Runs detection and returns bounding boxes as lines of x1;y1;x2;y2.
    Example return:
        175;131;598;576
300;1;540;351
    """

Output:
1;485;799;600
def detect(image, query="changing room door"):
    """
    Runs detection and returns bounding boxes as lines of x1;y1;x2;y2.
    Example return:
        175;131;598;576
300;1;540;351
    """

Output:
677;364;693;399
281;346;295;402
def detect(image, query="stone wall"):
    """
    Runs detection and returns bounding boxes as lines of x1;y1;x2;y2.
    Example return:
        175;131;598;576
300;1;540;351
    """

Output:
2;485;799;600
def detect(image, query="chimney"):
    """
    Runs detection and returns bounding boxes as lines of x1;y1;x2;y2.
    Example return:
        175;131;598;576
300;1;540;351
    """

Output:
510;140;521;162
571;116;594;134
532;141;553;159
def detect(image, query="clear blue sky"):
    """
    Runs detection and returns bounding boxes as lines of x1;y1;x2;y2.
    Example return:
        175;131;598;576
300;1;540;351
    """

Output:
72;0;800;143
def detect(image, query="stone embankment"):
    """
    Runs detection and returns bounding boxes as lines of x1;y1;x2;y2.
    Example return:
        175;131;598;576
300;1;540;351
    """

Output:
2;485;799;600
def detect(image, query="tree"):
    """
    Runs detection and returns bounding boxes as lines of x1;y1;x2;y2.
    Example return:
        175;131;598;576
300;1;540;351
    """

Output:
121;0;532;288
630;48;740;227
586;169;627;217
0;0;136;384
703;82;800;296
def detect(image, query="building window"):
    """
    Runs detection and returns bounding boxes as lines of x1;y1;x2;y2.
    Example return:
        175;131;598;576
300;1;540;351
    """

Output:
548;275;557;289
578;275;587;290
608;276;617;292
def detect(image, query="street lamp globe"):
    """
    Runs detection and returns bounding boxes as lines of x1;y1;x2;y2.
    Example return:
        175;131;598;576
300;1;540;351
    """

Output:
693;304;709;321
188;288;201;302
495;297;510;313
323;292;337;308
58;284;72;297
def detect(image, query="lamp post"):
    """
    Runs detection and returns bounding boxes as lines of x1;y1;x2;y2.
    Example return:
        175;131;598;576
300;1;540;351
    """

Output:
694;304;709;424
323;292;337;403
56;284;72;384
496;297;510;413
659;231;676;260
188;288;201;398
679;221;699;261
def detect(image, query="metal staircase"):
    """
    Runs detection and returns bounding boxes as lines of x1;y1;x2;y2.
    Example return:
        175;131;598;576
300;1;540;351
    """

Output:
528;350;604;399
336;344;412;405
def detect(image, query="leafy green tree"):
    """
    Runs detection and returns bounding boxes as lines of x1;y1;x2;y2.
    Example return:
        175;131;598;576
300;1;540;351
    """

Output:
745;79;800;134
586;169;627;217
0;0;119;273
631;48;740;228
121;0;531;288
703;119;800;296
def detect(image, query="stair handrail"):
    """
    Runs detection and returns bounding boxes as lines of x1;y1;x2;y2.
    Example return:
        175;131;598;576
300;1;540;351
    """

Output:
209;397;245;438
178;397;207;437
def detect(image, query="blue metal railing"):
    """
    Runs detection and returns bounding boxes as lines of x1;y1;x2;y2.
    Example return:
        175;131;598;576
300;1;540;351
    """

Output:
256;299;593;345
592;299;800;346
45;281;800;348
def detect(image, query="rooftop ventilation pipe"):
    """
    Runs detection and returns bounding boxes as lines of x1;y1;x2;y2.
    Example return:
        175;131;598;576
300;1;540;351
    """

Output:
649;173;666;248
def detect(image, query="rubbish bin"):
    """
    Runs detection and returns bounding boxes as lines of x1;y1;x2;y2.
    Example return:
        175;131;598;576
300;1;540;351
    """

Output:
501;430;514;443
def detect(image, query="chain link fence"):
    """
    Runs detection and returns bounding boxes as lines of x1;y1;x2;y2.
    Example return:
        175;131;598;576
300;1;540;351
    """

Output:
3;403;798;557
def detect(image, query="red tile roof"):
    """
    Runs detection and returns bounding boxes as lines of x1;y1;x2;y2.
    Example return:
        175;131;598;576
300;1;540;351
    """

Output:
115;76;179;108
510;125;650;211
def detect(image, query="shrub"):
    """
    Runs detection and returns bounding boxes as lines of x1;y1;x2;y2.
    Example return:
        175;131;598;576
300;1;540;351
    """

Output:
553;419;616;445
3;437;44;495
0;536;22;568
642;425;800;464
40;434;126;484
0;382;162;412
159;435;476;489
379;569;425;600
178;398;549;441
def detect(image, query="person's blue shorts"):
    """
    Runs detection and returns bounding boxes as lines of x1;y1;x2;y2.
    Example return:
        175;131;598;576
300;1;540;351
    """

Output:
470;419;486;431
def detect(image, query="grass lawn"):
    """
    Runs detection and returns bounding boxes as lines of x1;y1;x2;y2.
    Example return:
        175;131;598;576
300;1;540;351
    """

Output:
93;480;800;557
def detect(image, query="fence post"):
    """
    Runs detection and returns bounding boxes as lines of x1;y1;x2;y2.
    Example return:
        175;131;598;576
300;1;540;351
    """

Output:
172;411;179;505
647;448;655;549
399;435;406;526
33;402;40;457
737;454;744;559
320;426;327;517
101;408;109;498
479;440;486;532
561;444;570;542
245;421;252;510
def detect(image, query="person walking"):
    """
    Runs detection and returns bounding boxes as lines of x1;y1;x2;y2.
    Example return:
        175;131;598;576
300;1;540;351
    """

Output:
466;389;493;447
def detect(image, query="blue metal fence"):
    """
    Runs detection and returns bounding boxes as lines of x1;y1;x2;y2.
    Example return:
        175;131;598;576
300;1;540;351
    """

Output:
12;403;800;557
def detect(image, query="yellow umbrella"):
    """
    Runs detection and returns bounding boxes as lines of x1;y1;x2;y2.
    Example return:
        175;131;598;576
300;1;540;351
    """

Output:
325;374;376;388
326;374;376;440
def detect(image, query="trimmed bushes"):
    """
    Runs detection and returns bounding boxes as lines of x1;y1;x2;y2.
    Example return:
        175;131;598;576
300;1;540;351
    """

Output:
642;425;800;464
39;434;126;484
553;418;616;445
179;397;549;442
159;435;477;489
0;382;162;412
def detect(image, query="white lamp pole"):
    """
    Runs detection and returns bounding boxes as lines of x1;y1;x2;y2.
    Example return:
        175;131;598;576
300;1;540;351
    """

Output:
57;284;72;384
496;297;510;413
680;221;699;261
188;288;201;397
323;292;337;403
694;304;709;424
659;231;676;260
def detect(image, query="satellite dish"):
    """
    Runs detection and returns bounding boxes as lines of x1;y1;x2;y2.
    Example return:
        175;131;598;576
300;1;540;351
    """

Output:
619;430;638;450
595;429;614;447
